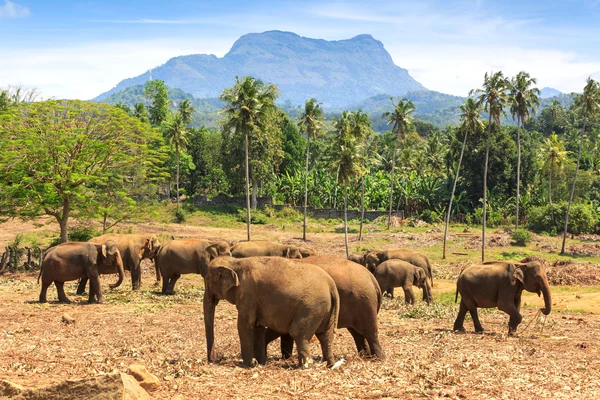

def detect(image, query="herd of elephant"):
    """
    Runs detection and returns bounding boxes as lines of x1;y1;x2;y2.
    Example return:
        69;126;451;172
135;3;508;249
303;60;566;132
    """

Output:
37;234;552;368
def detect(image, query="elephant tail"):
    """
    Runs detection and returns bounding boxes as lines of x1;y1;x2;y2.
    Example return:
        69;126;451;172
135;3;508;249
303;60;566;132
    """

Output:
37;263;43;284
325;284;340;335
425;257;434;288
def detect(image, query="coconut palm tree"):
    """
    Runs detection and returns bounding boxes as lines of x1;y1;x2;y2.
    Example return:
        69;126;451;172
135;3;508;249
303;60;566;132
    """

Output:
162;113;190;208
561;77;600;254
442;98;483;259
470;71;509;262
349;110;373;241
298;98;325;241
541;133;568;226
509;71;540;229
178;99;194;125
331;112;364;258
382;97;415;229
220;76;279;241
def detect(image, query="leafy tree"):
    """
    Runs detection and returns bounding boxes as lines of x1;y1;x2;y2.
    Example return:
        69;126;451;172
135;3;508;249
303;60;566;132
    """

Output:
470;71;509;261
178;99;194;125
186;127;227;197
509;71;540;229
0;100;165;242
144;80;169;126
134;102;150;124
162;113;191;208
562;78;600;254
382;97;415;229
541;133;568;225
298;98;325;241
114;102;132;115
279;115;306;177
220;76;279;240
348;110;373;241
443;98;482;259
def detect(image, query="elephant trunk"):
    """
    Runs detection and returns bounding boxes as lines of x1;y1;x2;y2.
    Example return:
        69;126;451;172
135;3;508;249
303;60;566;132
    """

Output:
109;253;125;289
540;280;551;316
203;291;217;362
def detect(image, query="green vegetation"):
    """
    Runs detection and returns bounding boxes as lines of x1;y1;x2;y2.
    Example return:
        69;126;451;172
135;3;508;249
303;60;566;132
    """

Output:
511;229;532;246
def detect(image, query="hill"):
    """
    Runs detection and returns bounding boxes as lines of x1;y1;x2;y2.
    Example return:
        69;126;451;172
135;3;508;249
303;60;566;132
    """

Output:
540;87;563;99
95;31;425;108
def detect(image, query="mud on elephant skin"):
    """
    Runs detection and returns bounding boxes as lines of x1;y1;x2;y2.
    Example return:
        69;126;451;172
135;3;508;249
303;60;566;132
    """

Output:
374;259;432;304
80;234;161;293
453;260;551;335
39;240;124;304
231;241;302;259
203;256;339;368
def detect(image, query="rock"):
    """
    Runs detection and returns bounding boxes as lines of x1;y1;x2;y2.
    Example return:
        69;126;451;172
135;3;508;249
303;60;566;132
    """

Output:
61;313;75;324
127;364;161;391
0;373;150;400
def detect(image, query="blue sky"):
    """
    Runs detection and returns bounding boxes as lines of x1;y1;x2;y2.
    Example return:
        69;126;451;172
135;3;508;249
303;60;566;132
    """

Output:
1;0;600;99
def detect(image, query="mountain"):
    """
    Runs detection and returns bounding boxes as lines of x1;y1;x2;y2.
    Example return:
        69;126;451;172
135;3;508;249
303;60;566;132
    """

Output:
95;31;425;107
540;87;563;99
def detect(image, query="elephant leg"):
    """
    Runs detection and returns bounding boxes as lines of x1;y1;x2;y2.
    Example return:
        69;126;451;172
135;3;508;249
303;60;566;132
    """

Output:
76;277;88;295
280;334;294;360
365;333;384;359
89;276;103;304
422;280;433;303
237;317;255;367
253;325;267;365
403;286;415;304
293;336;312;368
315;330;335;367
453;301;468;332
498;302;523;335
55;282;71;304
348;327;368;355
167;274;181;295
389;287;394;300
39;277;52;303
469;308;484;333
161;274;170;294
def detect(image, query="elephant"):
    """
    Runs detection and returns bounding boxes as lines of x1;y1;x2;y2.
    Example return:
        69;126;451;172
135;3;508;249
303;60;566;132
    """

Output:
39;240;124;304
266;255;384;360
204;256;339;368
298;247;318;258
374;259;432;304
347;253;366;266
231;240;302;259
453;261;552;335
79;234;161;292
155;238;228;294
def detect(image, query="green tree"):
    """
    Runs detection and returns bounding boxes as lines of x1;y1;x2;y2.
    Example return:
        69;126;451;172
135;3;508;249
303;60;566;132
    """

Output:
541;133;568;225
298;98;325;241
470;71;509;262
220;76;279;241
144;80;169;126
348;110;373;241
509;71;540;229
0;100;164;242
562;78;600;254
382;97;415;229
162;113;190;208
178;99;194;125
443;98;483;259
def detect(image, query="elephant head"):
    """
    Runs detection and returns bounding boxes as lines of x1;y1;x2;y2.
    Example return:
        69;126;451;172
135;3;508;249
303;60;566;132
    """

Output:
205;265;240;300
286;246;302;259
299;247;317;258
413;268;431;304
213;241;232;257
143;235;162;260
365;252;380;272
348;253;366;266
98;240;124;289
198;245;221;278
513;261;551;315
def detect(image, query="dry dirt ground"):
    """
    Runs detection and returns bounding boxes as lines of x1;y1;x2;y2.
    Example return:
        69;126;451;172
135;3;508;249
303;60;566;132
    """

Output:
1;219;600;399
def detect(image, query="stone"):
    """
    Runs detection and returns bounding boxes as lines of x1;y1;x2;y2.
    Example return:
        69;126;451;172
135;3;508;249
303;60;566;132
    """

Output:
61;313;75;324
127;364;161;391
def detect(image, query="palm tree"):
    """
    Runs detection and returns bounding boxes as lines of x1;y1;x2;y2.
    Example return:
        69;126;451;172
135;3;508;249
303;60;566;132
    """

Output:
178;99;194;125
561;77;600;254
349;110;373;241
541;133;568;226
442;98;483;259
331;112;364;258
220;76;279;241
298;98;325;241
162;113;190;208
470;71;509;262
382;97;415;229
509;71;540;229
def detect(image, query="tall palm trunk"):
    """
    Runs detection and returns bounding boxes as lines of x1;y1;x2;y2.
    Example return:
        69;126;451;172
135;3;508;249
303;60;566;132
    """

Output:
561;114;587;254
303;135;310;241
482;114;493;262
387;147;397;230
515;117;521;229
549;166;554;226
176;145;180;209
343;184;349;258
443;129;468;259
359;173;365;241
245;131;251;241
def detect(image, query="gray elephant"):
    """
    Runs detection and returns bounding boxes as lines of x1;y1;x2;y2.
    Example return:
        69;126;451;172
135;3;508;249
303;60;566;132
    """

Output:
453;261;552;334
39;241;124;304
266;255;384;360
155;238;228;294
298;247;318;258
79;234;161;292
204;256;339;368
374;259;431;304
231;240;302;259
347;253;366;266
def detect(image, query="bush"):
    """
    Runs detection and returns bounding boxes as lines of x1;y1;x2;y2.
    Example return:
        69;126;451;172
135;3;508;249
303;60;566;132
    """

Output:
528;202;597;235
465;208;504;227
69;225;99;242
237;209;268;225
511;229;531;246
174;208;187;223
276;206;301;219
420;209;442;224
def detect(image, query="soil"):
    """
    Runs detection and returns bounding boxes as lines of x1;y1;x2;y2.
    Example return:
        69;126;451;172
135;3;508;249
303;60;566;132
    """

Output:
1;219;600;399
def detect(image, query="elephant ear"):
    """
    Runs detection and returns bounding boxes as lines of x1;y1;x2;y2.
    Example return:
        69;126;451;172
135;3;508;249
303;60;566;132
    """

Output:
216;266;239;297
206;244;219;260
511;265;525;286
101;244;107;258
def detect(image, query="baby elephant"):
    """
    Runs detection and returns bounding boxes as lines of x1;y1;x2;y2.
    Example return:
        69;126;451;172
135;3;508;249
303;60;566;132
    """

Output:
454;261;551;335
374;260;432;304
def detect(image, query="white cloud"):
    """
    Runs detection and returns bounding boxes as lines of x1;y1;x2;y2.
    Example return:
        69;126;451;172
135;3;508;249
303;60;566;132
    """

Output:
0;1;30;19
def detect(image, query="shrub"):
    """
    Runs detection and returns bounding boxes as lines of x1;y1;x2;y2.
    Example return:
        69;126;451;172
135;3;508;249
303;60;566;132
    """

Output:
528;202;597;235
237;209;268;225
276;206;301;219
69;225;99;242
420;209;442;224
511;229;531;246
174;208;187;223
